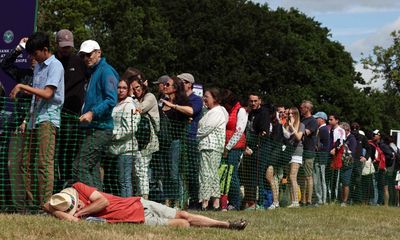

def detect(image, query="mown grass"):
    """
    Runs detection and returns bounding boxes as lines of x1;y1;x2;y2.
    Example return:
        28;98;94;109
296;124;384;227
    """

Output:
0;205;399;240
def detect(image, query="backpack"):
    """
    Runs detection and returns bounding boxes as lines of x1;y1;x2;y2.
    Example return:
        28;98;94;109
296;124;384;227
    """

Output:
135;114;152;151
368;140;386;170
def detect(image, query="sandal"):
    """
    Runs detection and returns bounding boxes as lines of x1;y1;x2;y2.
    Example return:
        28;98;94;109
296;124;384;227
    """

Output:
228;219;248;231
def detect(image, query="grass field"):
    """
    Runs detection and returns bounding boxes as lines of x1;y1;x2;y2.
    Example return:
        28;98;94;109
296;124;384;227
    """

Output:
0;205;399;240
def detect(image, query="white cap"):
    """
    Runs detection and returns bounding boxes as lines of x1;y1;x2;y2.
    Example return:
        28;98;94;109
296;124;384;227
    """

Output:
79;40;100;53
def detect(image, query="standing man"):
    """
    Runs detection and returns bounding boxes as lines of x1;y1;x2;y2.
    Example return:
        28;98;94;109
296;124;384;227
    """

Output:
72;40;118;191
9;32;64;207
177;73;203;209
242;93;270;210
54;29;87;188
313;111;330;206
299;100;318;206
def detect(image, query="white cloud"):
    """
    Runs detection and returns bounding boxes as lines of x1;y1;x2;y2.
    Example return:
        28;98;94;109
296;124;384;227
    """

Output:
349;17;400;59
258;0;400;14
354;62;384;90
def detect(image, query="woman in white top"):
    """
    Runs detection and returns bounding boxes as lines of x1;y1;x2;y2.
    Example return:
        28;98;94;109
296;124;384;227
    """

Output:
197;87;229;210
283;107;304;208
110;79;140;197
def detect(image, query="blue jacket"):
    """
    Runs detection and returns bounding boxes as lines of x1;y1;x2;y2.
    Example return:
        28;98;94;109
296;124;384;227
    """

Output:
82;58;118;129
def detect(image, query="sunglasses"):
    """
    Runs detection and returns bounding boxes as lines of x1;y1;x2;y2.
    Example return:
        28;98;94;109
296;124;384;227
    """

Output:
164;82;172;87
80;51;96;59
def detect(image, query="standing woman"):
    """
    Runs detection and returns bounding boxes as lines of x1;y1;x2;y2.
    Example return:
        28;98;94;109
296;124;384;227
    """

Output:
160;76;193;208
197;87;229;210
123;67;160;200
110;79;140;197
283;107;304;208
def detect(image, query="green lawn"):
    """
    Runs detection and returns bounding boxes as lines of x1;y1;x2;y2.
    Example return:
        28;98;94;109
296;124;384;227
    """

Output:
0;205;398;240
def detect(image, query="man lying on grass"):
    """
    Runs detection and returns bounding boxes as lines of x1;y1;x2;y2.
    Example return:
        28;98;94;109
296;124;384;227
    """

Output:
43;182;247;230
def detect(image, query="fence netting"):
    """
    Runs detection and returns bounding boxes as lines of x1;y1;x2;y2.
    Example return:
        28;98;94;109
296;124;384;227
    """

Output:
0;96;399;213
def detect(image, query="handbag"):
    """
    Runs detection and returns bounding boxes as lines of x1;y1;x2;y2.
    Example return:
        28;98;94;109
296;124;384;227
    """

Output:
362;158;375;176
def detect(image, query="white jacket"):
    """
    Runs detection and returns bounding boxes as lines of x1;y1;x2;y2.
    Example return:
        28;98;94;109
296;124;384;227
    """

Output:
197;105;229;153
110;97;140;155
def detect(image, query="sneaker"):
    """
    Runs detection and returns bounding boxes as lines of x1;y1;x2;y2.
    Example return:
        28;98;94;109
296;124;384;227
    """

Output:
267;202;280;210
227;205;237;211
340;202;347;207
287;202;300;208
228;219;248;231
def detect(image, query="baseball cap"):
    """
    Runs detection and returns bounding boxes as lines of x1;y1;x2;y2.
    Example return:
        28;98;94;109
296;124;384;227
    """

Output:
56;29;74;48
313;111;327;121
153;75;170;84
373;129;380;136
177;73;195;84
79;40;100;54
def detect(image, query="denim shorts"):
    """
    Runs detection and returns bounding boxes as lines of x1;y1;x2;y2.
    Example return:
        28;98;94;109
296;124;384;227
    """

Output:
340;167;353;186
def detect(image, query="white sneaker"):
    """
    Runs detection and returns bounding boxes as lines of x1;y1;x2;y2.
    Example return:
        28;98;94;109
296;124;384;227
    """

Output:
267;202;280;210
287;202;300;208
340;202;347;207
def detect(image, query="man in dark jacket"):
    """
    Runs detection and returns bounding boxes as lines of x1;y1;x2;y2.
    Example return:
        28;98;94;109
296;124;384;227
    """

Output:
54;29;87;190
242;93;270;209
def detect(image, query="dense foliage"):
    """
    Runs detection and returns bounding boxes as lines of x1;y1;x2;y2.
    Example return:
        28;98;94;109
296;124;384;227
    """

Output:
37;0;400;132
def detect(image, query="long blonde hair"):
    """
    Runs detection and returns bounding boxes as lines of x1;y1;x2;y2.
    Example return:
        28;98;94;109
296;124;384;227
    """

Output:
285;107;300;132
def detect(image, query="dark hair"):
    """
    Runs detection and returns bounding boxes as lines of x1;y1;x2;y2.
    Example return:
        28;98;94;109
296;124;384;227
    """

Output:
170;76;188;104
25;32;50;54
119;78;131;90
221;89;238;110
329;113;340;121
121;67;145;85
206;87;222;104
351;122;360;131
131;79;148;100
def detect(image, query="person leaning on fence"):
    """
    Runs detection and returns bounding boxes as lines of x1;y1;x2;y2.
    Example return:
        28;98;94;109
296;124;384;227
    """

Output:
282;107;305;208
72;40;118;191
220;89;247;211
197;87;229;211
110;78;140;197
123;67;160;200
160;76;193;208
9;32;65;208
43;182;247;230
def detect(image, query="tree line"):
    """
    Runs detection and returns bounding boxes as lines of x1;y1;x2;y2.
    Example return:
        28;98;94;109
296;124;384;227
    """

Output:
37;0;400;132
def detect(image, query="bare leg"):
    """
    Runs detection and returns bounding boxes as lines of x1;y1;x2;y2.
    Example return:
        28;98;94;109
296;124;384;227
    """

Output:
213;198;220;209
290;163;300;203
342;186;349;203
306;176;313;203
266;166;278;204
383;185;389;206
175;211;229;228
201;199;209;209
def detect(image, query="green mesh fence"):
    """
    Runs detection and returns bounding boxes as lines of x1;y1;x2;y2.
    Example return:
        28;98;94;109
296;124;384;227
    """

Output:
0;96;399;213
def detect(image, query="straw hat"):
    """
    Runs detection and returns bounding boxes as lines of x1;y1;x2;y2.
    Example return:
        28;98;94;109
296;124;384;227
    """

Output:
49;187;79;215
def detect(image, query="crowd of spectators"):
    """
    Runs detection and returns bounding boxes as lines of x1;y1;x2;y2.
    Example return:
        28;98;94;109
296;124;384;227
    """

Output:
1;30;400;214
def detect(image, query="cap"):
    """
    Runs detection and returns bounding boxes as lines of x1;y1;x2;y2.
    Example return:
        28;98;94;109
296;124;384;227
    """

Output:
373;129;380;136
56;29;74;48
79;40;100;53
153;75;170;84
177;73;195;84
313;111;327;121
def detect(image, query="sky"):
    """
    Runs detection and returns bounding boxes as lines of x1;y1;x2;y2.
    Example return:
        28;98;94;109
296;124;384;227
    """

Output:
253;0;400;89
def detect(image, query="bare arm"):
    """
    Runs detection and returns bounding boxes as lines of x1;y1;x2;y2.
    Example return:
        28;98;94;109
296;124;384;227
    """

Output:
73;190;109;218
10;84;55;100
161;99;193;116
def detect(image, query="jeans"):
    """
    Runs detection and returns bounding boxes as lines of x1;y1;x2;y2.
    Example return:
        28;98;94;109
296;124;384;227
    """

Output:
165;140;182;200
118;154;134;197
313;162;327;204
227;149;243;210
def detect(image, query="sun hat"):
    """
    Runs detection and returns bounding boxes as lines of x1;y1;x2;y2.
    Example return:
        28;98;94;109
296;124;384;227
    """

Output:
49;187;79;215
